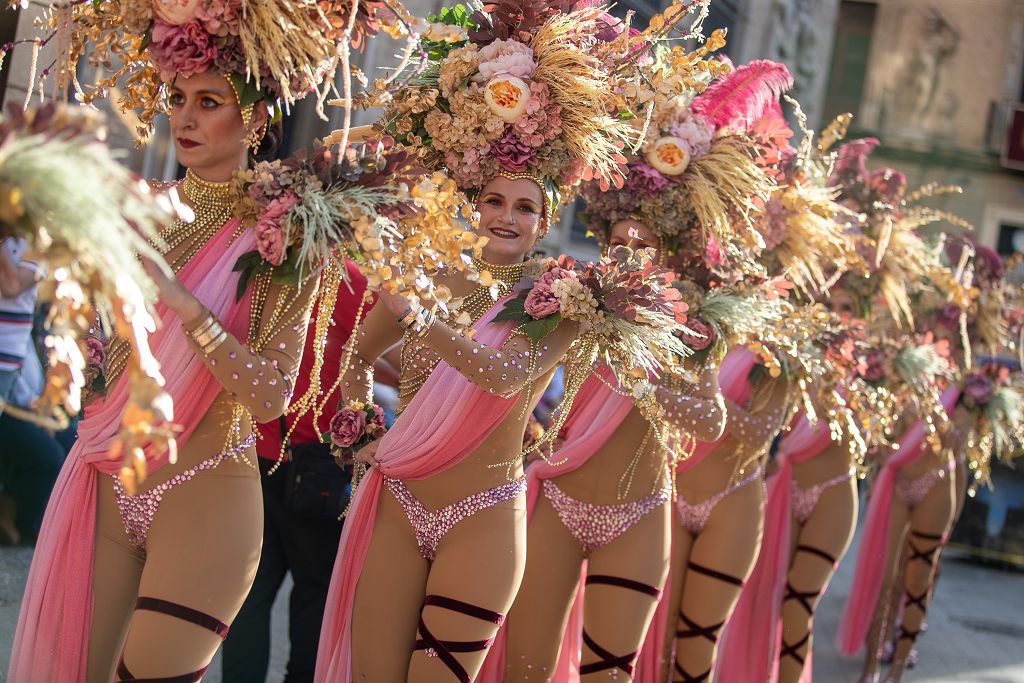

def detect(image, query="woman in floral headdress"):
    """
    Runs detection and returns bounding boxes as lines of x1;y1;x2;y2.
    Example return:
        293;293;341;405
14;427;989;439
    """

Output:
862;238;1022;682
6;0;398;680
825;140;977;683
706;108;868;683
478;32;749;682
558;59;803;683
314;3;696;681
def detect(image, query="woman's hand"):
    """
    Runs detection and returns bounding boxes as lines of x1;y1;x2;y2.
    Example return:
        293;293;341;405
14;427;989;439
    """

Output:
353;439;382;469
140;253;204;322
377;289;413;320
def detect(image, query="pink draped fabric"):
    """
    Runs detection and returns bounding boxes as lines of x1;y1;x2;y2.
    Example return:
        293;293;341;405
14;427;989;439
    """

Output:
315;305;523;683
477;365;634;683
714;411;833;683
836;384;962;655
8;221;256;682
634;347;758;683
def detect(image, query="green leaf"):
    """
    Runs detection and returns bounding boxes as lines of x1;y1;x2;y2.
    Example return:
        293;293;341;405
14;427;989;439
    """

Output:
139;29;152;51
228;73;265;108
493;308;528;324
235;265;255;301
523;314;561;343
232;250;263;272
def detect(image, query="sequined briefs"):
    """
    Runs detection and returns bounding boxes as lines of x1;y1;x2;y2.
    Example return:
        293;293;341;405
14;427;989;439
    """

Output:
384;476;528;561
111;433;257;551
542;479;672;556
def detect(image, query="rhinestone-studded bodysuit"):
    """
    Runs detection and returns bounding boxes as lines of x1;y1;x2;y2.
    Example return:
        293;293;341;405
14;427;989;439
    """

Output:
384;476;527;561
542;479;672;555
111;433;256;552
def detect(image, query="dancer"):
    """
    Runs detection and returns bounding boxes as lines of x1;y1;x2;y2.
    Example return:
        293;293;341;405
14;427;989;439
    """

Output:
315;4;687;681
495;220;726;681
712;108;880;683
877;239;1022;677
6;2;399;680
830;140;977;683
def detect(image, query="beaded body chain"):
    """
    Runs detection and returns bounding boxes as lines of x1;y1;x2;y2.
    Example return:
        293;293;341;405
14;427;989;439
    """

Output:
397;257;525;410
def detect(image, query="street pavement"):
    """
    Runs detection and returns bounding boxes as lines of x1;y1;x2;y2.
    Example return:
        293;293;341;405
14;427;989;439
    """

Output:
0;536;1022;681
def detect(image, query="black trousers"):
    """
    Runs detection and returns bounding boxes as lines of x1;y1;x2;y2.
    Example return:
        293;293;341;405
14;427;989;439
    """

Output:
221;456;343;683
0;411;67;542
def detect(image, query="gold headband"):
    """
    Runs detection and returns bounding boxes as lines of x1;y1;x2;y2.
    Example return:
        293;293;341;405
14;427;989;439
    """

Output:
498;170;558;226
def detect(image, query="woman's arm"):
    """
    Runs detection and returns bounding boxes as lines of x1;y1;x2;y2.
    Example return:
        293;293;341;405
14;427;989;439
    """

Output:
415;316;580;396
724;375;790;450
657;360;727;442
338;298;404;405
181;279;318;422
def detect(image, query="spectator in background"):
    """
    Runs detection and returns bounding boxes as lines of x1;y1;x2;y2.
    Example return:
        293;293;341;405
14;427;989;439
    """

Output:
0;341;66;545
0;237;41;409
222;260;374;683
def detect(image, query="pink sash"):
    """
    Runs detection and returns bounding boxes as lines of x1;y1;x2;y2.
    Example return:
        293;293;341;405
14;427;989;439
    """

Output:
8;220;256;682
634;346;758;683
314;305;520;683
836;384;962;655
715;411;833;683
477;365;634;683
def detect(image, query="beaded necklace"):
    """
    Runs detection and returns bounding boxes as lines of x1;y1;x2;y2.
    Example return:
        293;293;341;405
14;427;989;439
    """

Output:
397;257;527;405
161;169;237;271
105;170;238;392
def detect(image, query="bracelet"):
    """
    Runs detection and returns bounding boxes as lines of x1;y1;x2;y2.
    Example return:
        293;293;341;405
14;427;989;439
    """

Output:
414;309;436;340
398;306;418;331
185;312;228;355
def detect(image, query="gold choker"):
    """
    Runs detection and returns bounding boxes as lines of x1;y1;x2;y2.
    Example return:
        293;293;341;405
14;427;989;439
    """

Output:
471;256;526;285
182;169;235;211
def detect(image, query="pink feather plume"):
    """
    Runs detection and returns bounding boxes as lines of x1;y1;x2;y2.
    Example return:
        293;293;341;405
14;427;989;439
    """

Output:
691;59;794;131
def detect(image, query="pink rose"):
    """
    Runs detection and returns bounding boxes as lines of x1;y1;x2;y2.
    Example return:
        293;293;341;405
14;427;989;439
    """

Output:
367;404;387;436
153;0;202;24
254;191;298;266
84;337;106;368
475;39;536;81
523;267;574;319
329;408;367;448
148;20;217;81
678;317;715;351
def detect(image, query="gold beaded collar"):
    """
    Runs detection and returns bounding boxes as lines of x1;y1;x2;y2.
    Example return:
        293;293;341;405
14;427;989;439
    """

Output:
471;256;526;285
182;168;236;209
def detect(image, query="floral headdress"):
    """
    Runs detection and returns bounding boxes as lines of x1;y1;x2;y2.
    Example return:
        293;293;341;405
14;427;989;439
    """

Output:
377;0;647;218
830;136;973;329
0;103;175;493
7;0;399;138
580;57;790;260
752;102;859;297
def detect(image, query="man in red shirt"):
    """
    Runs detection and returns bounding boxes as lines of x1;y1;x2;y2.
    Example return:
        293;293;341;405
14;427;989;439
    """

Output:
222;260;373;683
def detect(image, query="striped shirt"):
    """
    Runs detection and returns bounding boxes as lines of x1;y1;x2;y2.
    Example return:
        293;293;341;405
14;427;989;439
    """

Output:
0;238;40;372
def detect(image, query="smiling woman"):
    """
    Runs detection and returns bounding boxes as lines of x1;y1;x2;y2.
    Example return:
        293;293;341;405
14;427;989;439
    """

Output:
475;177;547;264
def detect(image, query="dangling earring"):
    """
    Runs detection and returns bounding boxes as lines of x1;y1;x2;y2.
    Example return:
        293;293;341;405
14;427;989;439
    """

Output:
248;124;266;154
